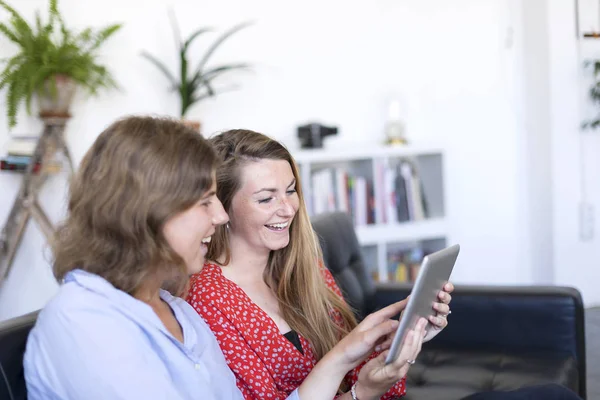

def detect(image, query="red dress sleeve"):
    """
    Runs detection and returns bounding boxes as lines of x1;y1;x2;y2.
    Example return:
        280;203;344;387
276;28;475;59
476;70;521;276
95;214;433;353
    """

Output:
319;262;407;399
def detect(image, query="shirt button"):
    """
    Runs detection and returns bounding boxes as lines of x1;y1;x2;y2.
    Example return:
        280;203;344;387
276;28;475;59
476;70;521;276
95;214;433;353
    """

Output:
195;364;201;370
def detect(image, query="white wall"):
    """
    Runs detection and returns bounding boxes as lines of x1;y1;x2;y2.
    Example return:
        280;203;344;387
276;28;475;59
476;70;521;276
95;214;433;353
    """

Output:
516;0;554;285
1;0;575;321
547;0;600;306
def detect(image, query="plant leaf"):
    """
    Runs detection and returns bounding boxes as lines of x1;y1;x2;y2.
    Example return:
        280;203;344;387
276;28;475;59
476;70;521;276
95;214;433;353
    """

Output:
140;51;177;87
0;0;29;27
191;83;239;104
183;27;213;52
88;23;122;51
594;61;600;77
193;21;252;76
190;63;250;87
167;7;182;48
0;22;19;45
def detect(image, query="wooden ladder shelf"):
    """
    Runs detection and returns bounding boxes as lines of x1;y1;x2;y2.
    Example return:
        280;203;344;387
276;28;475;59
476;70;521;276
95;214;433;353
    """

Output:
0;117;74;285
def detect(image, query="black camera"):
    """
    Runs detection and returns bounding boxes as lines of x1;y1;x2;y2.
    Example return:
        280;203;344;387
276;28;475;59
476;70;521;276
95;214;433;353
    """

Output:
297;123;338;149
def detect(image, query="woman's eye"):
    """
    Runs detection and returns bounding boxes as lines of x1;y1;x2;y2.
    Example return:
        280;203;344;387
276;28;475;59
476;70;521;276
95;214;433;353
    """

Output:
258;198;272;204
286;189;297;195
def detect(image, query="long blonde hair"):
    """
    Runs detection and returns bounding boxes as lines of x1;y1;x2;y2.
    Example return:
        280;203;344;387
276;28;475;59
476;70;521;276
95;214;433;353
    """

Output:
53;116;216;296
207;129;358;361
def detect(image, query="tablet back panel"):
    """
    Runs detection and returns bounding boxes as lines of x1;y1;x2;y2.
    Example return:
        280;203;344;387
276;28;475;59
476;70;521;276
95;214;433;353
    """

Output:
385;244;460;365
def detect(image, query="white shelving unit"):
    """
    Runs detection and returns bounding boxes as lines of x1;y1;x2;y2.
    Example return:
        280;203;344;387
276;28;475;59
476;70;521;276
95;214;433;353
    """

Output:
293;144;448;282
354;218;447;246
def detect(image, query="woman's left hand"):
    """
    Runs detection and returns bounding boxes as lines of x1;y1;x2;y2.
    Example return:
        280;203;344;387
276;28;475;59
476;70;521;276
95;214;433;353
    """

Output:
423;282;454;343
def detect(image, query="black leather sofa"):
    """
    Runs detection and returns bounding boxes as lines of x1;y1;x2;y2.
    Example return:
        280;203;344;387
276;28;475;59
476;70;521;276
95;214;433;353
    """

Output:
311;211;587;400
0;310;38;400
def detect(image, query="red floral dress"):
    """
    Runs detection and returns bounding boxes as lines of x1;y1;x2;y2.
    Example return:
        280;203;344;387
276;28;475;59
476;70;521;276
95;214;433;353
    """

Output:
186;262;406;400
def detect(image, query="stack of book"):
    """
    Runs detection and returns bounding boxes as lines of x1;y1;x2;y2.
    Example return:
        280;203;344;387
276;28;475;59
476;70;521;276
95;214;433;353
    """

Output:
375;159;428;224
310;159;429;226
1;137;60;173
311;169;374;226
386;247;426;282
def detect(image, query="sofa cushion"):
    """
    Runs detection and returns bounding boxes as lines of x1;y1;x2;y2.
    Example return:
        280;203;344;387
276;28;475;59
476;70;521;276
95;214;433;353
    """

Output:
403;348;579;400
373;284;586;394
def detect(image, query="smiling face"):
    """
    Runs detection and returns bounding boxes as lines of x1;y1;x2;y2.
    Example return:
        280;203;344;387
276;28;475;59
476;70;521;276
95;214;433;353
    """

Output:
228;159;300;254
162;172;229;275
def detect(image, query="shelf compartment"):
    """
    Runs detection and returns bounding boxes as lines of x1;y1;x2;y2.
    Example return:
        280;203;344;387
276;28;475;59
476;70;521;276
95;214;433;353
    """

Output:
355;217;447;246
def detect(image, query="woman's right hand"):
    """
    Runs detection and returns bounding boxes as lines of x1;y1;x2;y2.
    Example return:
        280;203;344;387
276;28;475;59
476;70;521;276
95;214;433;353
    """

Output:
332;299;410;370
354;317;428;400
298;300;415;400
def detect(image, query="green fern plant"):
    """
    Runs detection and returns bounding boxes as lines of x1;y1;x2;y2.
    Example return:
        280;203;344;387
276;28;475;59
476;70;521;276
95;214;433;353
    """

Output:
0;0;122;128
141;11;252;118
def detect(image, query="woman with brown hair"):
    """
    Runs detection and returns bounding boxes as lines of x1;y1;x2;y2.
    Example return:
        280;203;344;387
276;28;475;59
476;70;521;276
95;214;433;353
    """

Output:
22;116;425;400
186;129;453;400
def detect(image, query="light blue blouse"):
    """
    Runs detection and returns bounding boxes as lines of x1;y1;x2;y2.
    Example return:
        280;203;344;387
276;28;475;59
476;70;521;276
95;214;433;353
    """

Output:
23;269;300;400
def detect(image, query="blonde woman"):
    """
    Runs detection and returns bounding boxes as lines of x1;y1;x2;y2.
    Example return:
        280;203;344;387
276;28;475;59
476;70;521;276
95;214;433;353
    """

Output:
23;117;425;400
186;129;452;399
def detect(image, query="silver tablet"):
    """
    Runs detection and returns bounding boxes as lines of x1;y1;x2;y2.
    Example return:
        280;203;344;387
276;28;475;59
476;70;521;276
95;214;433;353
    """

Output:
384;244;460;365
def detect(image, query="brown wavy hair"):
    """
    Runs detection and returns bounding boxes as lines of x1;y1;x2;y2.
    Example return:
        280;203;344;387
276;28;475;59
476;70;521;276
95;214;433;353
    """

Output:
53;116;216;296
206;129;358;361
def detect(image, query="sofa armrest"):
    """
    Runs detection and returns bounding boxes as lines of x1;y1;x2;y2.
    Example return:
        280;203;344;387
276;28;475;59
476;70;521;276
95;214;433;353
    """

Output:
0;310;39;400
370;283;587;397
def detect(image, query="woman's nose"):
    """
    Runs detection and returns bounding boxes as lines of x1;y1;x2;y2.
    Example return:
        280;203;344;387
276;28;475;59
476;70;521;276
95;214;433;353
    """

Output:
278;198;295;216
212;199;229;225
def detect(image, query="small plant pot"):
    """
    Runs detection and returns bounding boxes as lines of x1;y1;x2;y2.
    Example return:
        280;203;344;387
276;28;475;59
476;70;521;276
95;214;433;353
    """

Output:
37;74;77;118
182;119;201;133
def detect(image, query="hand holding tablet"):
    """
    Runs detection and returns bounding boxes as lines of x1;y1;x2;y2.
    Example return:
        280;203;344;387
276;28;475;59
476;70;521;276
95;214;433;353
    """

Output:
423;281;454;343
351;317;429;400
385;244;460;365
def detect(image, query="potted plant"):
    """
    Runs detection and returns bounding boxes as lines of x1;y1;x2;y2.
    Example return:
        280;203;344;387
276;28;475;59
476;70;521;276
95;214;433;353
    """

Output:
141;11;251;132
0;0;122;128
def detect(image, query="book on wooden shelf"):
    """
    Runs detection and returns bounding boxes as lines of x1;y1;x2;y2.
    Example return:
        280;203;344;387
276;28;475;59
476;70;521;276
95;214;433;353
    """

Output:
310;162;430;226
375;158;429;224
0;155;62;174
311;168;376;226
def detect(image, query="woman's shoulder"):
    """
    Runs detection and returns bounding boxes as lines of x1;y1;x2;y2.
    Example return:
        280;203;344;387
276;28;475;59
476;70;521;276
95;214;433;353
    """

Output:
38;276;119;321
187;262;234;308
27;280;143;360
317;260;344;298
189;262;225;291
317;260;336;283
